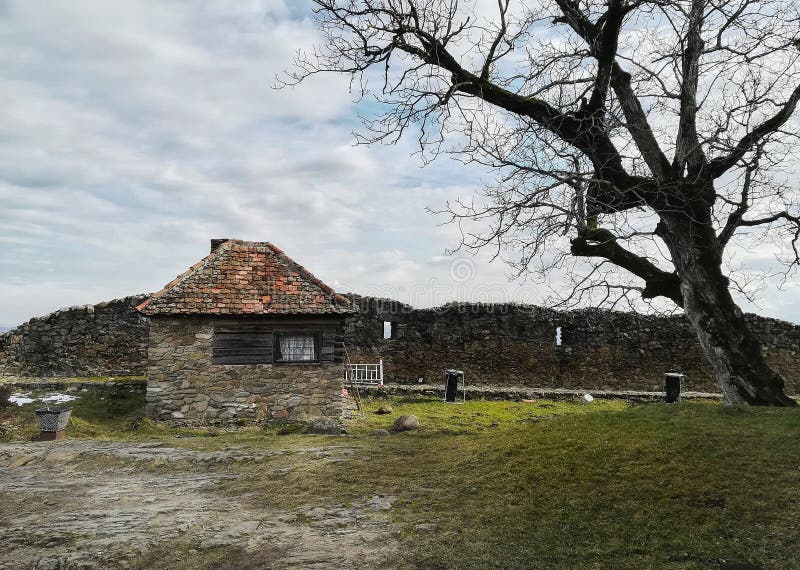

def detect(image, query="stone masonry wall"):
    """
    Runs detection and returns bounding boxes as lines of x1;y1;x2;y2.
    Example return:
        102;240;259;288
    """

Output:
344;295;800;395
2;292;798;397
0;295;149;377
146;317;343;423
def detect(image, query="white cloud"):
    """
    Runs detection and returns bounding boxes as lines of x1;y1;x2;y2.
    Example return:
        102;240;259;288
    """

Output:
0;0;798;328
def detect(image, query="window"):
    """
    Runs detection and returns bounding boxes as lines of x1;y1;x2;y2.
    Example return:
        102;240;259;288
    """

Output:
383;321;399;339
213;324;329;365
274;332;320;363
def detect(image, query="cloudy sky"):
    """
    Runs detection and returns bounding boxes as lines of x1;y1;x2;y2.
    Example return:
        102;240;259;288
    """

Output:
1;0;798;327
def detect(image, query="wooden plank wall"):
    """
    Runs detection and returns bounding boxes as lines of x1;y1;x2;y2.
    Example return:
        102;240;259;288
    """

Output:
211;318;343;365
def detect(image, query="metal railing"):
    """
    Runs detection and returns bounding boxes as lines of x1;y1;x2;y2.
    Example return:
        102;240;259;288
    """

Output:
343;358;384;386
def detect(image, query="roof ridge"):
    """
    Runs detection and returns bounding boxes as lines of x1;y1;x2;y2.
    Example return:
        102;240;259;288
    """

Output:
265;243;350;304
135;241;233;313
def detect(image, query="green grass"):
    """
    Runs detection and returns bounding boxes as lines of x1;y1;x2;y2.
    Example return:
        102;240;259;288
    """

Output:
228;399;800;569
0;375;147;385
3;391;800;569
350;396;629;433
379;402;800;569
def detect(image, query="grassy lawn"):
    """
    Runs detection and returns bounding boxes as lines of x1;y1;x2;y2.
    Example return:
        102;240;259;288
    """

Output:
243;398;800;569
2;389;800;569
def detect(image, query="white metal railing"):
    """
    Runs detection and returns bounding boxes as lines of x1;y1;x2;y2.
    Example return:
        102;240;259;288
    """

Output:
344;358;384;386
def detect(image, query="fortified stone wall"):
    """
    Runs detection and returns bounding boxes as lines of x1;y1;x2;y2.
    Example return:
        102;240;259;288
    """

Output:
146;316;343;423
0;295;149;377
344;295;800;394
2;292;799;396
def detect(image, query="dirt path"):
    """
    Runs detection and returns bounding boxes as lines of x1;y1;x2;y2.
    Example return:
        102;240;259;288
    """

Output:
0;440;399;569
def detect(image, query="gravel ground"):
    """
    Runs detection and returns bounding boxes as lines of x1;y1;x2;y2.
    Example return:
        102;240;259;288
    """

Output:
0;440;398;569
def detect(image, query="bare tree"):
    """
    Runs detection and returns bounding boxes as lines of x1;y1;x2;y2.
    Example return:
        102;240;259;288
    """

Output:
286;0;800;405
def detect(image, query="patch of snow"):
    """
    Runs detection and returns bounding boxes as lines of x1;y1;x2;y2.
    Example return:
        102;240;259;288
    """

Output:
9;392;79;406
41;394;78;404
10;393;36;406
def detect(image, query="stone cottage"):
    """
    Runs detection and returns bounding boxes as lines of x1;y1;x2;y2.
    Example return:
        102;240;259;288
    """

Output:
136;239;353;423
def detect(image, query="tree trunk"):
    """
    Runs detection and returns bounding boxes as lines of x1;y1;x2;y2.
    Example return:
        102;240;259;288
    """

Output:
659;213;796;406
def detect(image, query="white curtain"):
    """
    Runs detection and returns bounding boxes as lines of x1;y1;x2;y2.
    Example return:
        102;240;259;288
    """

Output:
279;334;316;361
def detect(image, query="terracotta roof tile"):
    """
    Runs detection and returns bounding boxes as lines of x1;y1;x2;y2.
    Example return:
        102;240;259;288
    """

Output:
136;240;354;316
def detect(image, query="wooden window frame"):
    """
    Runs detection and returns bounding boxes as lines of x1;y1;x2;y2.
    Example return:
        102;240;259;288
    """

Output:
273;330;322;365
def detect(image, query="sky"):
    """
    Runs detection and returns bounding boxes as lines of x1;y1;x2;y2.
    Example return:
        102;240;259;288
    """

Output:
1;0;798;328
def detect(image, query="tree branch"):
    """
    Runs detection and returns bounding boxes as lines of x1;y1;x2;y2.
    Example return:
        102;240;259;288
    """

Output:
585;0;624;113
674;0;707;176
709;82;800;178
554;0;672;180
737;211;800;228
390;17;653;206
610;63;673;180
717;144;762;249
480;0;510;80
570;228;683;306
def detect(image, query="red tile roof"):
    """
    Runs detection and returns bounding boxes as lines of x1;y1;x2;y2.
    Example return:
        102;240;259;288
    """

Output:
137;240;353;316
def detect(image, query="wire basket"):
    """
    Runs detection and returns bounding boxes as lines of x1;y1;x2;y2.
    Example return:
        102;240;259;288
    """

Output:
35;408;72;432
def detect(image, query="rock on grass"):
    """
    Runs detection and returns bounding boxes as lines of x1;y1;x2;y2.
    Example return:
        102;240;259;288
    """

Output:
304;418;344;435
392;414;420;432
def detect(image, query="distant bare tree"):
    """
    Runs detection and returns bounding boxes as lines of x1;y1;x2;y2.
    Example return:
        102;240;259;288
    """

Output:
286;0;800;405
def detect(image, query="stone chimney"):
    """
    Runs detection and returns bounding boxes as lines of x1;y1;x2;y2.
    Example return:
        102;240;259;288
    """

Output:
210;238;230;253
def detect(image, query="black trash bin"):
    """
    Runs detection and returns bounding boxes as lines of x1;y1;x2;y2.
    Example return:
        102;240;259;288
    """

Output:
444;369;464;403
664;373;684;403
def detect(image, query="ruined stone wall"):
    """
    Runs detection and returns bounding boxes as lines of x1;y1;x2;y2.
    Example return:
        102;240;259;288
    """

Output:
0;295;149;377
3;292;798;396
743;314;800;394
146;316;343;423
344;295;800;394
